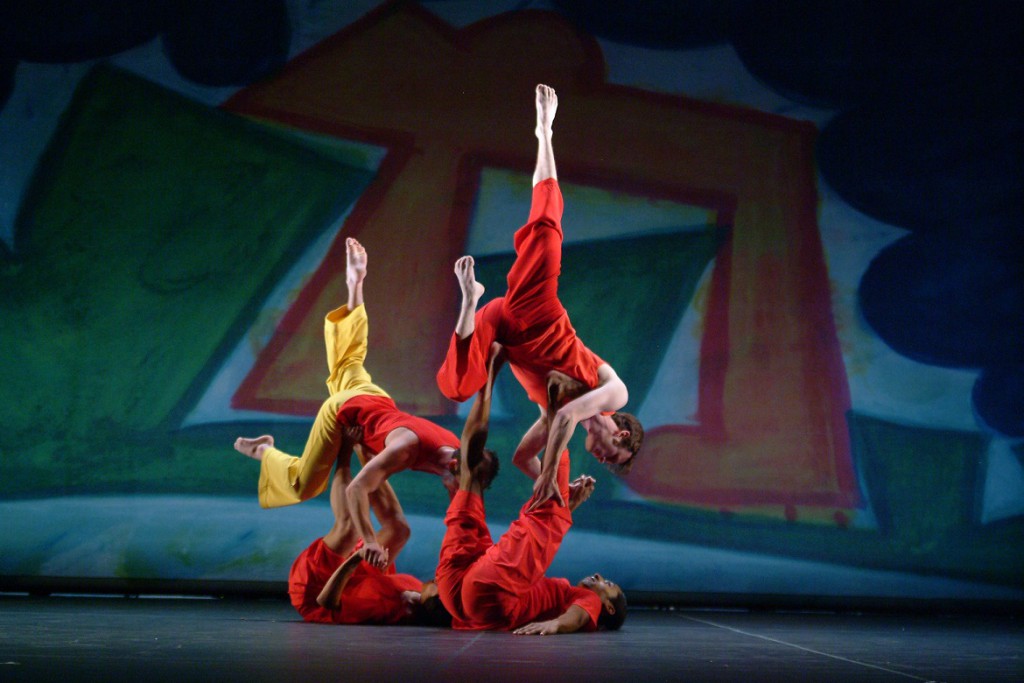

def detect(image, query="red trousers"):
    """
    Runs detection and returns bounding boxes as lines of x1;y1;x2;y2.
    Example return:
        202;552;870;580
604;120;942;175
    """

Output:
436;179;602;408
435;453;573;630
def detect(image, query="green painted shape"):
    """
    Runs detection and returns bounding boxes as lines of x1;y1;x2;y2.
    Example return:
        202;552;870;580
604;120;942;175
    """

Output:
477;226;727;435
0;64;373;494
853;413;985;552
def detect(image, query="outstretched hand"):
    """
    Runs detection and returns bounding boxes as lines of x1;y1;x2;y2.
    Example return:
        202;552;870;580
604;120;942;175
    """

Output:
528;473;566;511
567;475;596;513
513;618;560;636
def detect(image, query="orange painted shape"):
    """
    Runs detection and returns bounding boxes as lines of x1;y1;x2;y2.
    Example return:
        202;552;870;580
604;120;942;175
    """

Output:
224;2;857;511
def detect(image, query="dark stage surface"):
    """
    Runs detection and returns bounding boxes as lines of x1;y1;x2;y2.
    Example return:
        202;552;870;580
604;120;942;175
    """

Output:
0;595;1020;683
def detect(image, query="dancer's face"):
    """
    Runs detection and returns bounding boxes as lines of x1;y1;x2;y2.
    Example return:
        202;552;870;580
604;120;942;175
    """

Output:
578;573;621;602
585;430;631;466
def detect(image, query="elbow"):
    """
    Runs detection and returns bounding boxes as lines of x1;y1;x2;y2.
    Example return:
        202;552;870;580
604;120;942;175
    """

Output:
316;589;340;610
391;516;411;548
345;481;365;506
612;376;628;410
552;408;576;433
615;391;628;413
512;447;532;468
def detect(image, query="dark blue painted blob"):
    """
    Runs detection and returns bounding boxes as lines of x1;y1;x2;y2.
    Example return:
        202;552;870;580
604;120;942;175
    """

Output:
817;95;1023;234
0;58;14;113
973;365;1024;438
162;0;290;87
859;232;1024;369
728;0;880;109
728;1;1023;110
0;0;168;63
553;0;730;49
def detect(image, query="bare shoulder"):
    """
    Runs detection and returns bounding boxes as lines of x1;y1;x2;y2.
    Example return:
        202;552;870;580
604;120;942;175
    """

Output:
597;363;621;383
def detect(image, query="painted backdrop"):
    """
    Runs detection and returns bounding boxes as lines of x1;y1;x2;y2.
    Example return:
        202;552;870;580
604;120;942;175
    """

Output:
1;1;1021;602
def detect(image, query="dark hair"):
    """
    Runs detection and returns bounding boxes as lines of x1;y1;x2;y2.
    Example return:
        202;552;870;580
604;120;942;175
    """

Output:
477;448;500;491
597;589;627;631
607;412;644;475
416;592;453;628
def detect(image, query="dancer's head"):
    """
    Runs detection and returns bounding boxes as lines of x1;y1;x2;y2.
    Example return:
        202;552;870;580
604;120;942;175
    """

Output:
578;573;627;631
584;412;643;475
413;580;453;627
475;447;501;490
453;443;501;491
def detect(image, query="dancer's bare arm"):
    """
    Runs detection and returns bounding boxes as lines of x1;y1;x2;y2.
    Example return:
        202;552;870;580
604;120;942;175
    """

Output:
513;605;590;636
511;414;547;480
352;433;411;562
511;371;588;480
459;343;506;491
316;547;365;610
344;431;418;569
530;365;627;509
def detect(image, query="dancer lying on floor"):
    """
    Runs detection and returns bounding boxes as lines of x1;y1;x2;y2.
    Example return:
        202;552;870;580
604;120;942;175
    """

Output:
435;342;627;634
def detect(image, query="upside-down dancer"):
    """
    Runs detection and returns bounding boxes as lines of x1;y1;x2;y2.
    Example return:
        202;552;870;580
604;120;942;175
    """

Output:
235;237;460;569
437;84;643;510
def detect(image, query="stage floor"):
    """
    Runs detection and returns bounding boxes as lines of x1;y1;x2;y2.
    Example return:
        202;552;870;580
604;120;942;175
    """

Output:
0;595;1020;682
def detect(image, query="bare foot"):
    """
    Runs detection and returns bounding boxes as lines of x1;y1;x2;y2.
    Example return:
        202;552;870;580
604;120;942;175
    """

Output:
346;237;367;283
455;255;485;303
535;84;557;136
234;435;274;461
567;475;595;513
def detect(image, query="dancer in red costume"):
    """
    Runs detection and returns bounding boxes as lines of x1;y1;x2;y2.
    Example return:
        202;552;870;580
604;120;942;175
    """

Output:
289;433;449;626
235;238;459;569
437;84;643;509
435;342;626;634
